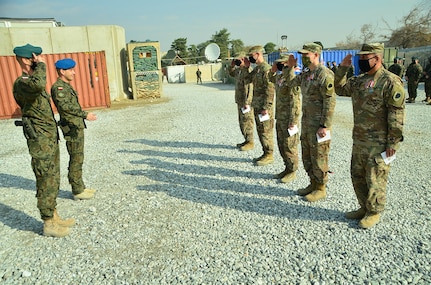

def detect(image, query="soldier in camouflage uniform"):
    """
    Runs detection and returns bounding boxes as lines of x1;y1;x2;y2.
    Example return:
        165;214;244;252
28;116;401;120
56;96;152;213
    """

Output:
285;43;336;202
51;58;97;200
244;45;275;166
334;43;405;229
12;44;73;238
387;57;405;79
269;55;301;183
422;56;431;104
405;57;423;103
228;52;254;151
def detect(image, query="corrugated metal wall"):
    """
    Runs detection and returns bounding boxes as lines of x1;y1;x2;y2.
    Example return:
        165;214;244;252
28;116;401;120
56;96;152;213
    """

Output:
0;51;110;119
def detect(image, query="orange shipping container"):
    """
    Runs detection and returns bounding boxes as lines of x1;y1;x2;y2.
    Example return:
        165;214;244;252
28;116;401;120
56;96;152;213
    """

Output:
0;51;111;119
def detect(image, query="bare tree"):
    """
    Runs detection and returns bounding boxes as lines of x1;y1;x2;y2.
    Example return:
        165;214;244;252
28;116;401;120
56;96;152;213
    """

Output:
384;2;431;48
360;24;376;43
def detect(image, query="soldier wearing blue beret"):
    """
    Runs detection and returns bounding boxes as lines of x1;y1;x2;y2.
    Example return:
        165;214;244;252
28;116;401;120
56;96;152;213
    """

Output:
51;58;98;201
12;44;73;237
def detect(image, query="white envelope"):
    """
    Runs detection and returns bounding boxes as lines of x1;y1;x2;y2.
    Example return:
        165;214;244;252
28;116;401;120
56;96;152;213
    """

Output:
287;125;299;136
258;113;270;122
381;151;396;165
316;130;331;143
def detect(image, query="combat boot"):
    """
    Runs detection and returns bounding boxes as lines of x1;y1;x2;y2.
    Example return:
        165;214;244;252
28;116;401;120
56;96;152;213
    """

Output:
255;153;274;166
274;168;289;179
280;172;296;183
252;154;265;163
345;208;366;220
240;142;254;151
305;182;326;202
359;212;381;229
236;141;247;148
297;179;316;196
53;209;76;227
43;218;71;238
73;188;95;200
84;188;97;194
422;97;430;103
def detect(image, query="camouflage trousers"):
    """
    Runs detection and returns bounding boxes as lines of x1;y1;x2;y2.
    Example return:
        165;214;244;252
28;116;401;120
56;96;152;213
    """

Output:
27;136;60;220
237;104;254;143
276;120;299;172
254;109;274;155
425;80;431;97
301;131;330;184
351;144;390;213
66;129;86;194
407;81;419;99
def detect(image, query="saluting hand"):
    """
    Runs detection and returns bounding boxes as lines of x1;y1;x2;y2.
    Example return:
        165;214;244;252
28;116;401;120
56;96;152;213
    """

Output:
340;54;352;67
287;54;297;68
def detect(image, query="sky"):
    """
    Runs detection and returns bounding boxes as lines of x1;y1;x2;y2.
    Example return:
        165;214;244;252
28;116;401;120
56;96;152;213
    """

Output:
0;0;427;52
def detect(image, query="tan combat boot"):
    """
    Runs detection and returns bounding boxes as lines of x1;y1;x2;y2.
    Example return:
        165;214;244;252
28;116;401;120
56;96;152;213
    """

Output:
53;209;76;227
240;142;254;151
43;218;71;238
280;172;296;183
84;188;97;194
297;179;316;196
345;208;366;220
359;213;381;229
305;182;327;202
274;168;289;179
236;141;247;148
255;153;274;166
73;188;95;200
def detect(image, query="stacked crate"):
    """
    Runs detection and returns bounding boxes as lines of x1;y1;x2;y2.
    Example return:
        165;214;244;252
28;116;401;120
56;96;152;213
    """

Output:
127;42;162;99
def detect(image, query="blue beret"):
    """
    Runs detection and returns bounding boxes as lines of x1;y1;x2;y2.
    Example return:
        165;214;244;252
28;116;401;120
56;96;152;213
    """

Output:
13;43;42;58
55;58;76;70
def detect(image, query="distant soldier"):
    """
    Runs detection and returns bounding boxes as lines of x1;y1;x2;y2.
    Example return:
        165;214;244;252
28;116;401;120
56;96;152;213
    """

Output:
244;45;275;166
405;57;423;103
228;52;254;151
269;55;301;183
12;44;73;238
387;57;405;78
51;58;97;201
285;43;336;202
334;43;405;229
423;56;431;104
196;68;202;84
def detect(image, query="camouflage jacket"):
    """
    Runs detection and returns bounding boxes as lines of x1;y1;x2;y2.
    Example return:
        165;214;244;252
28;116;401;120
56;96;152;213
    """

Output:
423;63;431;82
387;63;405;78
334;66;405;149
229;66;253;105
405;63;423;82
12;62;58;140
51;78;87;133
269;70;301;124
285;64;336;130
247;61;275;111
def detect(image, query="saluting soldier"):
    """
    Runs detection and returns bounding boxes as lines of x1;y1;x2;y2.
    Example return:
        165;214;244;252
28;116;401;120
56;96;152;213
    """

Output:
51;58;97;201
269;55;301;183
244;45;275;166
334;43;405;229
228;52;254;151
12;44;73;238
285;43;336;202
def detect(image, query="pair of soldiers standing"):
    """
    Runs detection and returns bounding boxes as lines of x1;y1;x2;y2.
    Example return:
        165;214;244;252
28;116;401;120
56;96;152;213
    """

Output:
12;43;97;238
231;42;405;229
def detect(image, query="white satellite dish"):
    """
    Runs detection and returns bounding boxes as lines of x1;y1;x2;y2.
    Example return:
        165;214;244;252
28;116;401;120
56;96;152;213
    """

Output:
204;43;220;61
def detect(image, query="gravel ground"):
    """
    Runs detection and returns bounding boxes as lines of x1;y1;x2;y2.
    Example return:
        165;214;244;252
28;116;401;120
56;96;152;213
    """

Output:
0;81;430;284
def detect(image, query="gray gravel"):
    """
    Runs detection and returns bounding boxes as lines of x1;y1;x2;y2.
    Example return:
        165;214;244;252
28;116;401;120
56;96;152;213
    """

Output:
0;81;430;284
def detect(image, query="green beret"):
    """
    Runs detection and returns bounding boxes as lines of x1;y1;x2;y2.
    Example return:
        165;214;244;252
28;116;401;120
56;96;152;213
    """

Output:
55;58;76;69
275;54;289;63
357;43;384;55
299;43;322;54
13;43;42;58
248;45;264;54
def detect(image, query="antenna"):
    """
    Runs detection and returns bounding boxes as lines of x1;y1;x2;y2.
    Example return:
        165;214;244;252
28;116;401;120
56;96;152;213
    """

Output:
204;43;220;62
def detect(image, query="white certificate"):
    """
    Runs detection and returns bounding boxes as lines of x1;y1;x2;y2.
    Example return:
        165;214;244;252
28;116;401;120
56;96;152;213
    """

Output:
316;130;331;143
287;125;299;136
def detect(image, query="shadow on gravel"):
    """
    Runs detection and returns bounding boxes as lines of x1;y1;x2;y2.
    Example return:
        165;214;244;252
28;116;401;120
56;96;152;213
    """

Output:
0;173;73;200
125;138;234;150
0;202;42;234
135;182;341;221
119;149;249;163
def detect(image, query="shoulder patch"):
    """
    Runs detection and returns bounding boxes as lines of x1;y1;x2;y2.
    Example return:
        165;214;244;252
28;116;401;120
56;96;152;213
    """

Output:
393;92;402;101
57;92;65;98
